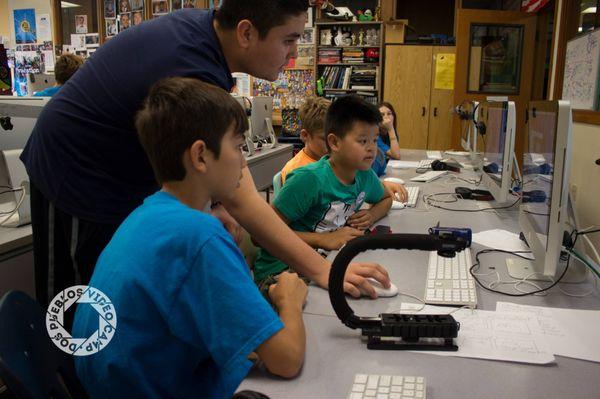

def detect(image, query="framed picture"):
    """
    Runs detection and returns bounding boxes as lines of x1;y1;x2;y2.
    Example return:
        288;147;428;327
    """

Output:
75;15;88;34
298;27;315;45
104;0;116;18
152;0;169;15
85;33;100;47
209;0;220;9
171;0;182;10
130;0;144;11
132;11;143;25
118;13;131;31
305;7;314;28
118;0;131;13
182;0;196;8
105;19;117;37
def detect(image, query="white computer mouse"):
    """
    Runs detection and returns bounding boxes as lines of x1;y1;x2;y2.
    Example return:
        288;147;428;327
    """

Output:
366;278;399;298
384;177;405;185
391;201;405;210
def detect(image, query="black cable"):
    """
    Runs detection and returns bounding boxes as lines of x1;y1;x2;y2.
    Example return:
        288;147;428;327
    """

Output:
425;192;521;212
572;228;600;248
469;249;571;296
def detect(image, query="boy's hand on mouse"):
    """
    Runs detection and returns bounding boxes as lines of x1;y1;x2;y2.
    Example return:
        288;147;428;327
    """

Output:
268;272;308;311
343;262;391;299
322;227;364;250
347;210;374;231
382;181;407;203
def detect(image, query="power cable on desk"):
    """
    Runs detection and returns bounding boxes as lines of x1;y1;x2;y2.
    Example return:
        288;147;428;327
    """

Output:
469;249;571;296
424;192;521;212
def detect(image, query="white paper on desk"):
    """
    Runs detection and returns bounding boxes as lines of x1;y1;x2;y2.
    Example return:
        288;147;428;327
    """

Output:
472;229;533;258
388;160;420;169
496;302;600;363
408;307;555;364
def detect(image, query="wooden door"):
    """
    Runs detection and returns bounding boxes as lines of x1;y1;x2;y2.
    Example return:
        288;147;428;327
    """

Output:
383;45;432;149
427;46;456;150
452;9;537;160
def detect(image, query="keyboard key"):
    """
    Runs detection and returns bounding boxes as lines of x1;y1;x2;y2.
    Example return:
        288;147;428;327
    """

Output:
353;384;366;392
349;393;363;399
356;374;368;384
365;389;377;397
367;375;379;389
392;376;403;385
380;376;391;386
378;387;390;394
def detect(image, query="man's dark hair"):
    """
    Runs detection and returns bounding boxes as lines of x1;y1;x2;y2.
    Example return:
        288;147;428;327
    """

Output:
54;54;84;84
215;0;307;39
136;77;248;184
324;95;383;152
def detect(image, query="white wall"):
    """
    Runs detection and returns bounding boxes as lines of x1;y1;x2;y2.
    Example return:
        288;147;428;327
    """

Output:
570;123;600;263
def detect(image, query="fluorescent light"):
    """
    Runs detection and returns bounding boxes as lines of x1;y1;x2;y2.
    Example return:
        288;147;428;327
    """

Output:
61;1;81;8
582;7;597;14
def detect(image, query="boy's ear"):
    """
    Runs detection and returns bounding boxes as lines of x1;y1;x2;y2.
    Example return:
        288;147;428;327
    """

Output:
299;128;310;143
327;132;340;152
189;140;209;173
236;19;256;49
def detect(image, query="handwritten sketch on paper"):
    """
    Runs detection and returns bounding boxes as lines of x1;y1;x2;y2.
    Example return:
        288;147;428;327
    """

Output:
562;29;600;110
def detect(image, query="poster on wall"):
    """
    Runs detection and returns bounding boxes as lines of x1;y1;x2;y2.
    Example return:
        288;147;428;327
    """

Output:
13;9;37;44
36;14;52;42
75;15;88;34
0;45;11;95
183;0;197;8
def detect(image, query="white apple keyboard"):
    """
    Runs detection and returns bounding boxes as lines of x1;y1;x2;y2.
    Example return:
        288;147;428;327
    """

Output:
348;374;426;399
426;150;443;159
384;177;405;185
410;171;447;183
444;150;470;156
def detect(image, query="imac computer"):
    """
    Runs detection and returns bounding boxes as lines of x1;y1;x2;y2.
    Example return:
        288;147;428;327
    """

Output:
0;96;50;150
249;96;277;146
507;100;586;282
478;100;517;204
27;73;56;95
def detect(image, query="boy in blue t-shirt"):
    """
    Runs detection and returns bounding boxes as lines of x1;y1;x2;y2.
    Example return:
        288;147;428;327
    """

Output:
73;78;307;399
254;95;393;288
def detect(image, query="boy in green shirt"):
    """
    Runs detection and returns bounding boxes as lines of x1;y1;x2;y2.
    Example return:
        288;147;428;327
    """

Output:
255;95;393;287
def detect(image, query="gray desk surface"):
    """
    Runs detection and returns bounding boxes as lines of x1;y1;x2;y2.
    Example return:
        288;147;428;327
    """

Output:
0;224;32;256
240;149;600;398
244;143;293;166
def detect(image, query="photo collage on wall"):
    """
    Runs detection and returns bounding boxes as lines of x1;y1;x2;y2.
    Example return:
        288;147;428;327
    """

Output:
103;0;145;40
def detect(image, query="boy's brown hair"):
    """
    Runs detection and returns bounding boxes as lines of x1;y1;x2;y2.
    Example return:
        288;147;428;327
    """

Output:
54;54;84;84
299;97;330;135
135;77;248;184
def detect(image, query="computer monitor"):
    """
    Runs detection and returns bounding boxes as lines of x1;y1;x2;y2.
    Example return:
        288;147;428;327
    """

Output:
27;73;56;95
459;101;478;152
0;149;31;226
249;96;276;145
0;96;49;150
507;100;585;282
478;100;516;204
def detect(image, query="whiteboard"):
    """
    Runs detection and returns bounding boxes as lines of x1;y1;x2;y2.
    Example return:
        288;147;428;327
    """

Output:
562;29;600;110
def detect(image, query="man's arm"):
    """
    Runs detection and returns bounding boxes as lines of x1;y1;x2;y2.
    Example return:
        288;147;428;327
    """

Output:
255;272;306;378
221;166;391;297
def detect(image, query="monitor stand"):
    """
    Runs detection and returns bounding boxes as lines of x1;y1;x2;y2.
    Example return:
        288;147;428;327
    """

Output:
265;117;278;149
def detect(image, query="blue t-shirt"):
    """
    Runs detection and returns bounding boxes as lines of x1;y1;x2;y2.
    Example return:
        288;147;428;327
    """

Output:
21;9;234;223
73;191;282;399
371;136;389;176
33;85;60;97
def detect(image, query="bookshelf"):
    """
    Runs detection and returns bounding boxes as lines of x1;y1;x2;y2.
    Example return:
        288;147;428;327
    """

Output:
314;20;384;105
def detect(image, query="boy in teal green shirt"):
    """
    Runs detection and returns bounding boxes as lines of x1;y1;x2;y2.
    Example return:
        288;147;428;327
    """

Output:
255;95;393;284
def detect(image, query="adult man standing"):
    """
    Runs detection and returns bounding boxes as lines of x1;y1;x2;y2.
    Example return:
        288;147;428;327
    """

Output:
22;0;390;307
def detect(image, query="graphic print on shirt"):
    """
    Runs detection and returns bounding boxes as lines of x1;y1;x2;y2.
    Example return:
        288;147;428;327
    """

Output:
314;191;366;233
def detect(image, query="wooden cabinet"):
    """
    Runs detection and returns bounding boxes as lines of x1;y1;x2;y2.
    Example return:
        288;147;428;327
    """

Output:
383;45;456;150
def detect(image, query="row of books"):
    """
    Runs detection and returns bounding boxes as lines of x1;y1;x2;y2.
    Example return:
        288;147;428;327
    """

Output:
323;91;378;105
320;66;379;90
318;48;341;64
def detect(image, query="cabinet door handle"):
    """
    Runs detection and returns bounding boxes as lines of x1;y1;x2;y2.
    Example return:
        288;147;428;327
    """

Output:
596;158;600;166
421;107;426;117
434;107;438;117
